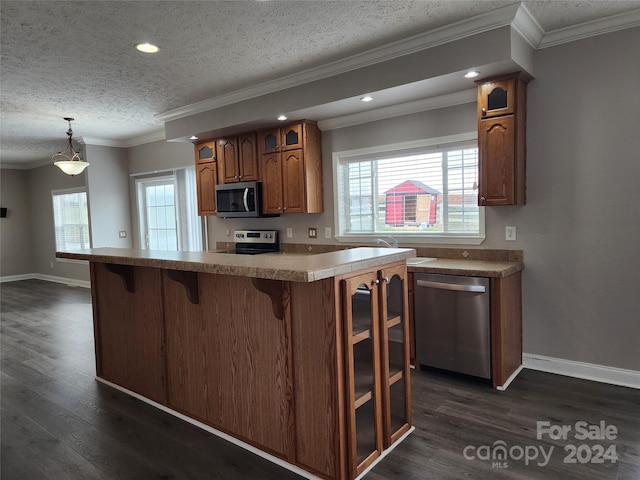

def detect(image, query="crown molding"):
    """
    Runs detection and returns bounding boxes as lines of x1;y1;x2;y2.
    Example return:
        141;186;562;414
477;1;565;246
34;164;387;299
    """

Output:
79;129;166;149
511;3;545;48
539;8;640;48
318;89;476;131
121;129;166;147
79;136;124;148
156;4;520;123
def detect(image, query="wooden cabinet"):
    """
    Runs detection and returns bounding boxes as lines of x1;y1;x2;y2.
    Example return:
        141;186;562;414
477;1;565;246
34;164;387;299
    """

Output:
194;141;218;215
476;72;530;206
341;264;411;478
195;141;216;164
196;161;218;215
217;133;259;183
258;121;323;214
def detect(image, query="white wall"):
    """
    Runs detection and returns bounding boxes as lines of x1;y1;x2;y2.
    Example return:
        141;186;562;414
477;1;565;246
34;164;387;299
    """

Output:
85;145;132;248
27;164;90;282
0;169;34;278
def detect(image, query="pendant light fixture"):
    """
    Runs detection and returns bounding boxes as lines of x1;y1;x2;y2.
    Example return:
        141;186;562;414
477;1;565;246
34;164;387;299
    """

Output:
52;117;89;175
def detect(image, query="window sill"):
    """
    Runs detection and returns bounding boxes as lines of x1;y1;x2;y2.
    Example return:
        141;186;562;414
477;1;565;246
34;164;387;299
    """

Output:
334;234;485;246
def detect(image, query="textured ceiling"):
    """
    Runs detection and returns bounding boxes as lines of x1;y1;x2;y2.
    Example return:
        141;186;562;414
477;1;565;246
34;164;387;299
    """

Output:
1;0;639;167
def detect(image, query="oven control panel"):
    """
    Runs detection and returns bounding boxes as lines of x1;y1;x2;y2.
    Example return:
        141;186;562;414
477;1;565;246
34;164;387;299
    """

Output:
234;230;278;244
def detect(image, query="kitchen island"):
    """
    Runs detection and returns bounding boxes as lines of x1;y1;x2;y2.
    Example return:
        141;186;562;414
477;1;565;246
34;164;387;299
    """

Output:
57;247;415;480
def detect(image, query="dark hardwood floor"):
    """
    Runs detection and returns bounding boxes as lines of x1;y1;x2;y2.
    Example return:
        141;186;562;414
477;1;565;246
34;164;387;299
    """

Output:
1;279;638;480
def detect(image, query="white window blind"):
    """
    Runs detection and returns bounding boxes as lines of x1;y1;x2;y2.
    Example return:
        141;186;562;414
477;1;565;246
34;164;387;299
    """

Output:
333;134;484;244
52;189;90;251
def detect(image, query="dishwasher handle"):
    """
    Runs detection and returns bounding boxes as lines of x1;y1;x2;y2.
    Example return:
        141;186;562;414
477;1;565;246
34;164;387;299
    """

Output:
416;279;486;293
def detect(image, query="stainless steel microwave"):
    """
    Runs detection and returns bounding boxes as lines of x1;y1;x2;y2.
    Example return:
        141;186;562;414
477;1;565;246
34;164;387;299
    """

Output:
215;181;265;218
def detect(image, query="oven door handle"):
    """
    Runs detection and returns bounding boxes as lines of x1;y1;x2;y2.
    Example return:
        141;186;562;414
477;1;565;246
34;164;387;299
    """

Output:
416;279;486;293
243;188;250;212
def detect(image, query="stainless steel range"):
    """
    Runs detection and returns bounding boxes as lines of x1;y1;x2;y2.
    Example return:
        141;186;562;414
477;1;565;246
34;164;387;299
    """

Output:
219;229;279;255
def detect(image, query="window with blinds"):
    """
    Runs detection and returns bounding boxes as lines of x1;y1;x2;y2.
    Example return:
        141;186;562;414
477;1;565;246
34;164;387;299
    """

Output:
333;134;484;243
52;189;90;251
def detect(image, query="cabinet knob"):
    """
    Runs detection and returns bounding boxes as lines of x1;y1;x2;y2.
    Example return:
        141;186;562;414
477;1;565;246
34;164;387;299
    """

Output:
372;279;380;286
283;206;287;211
481;107;487;117
278;206;282;210
383;276;390;283
480;196;486;203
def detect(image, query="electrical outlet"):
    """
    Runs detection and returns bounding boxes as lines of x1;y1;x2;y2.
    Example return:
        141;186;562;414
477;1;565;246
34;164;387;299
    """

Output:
118;230;127;238
506;226;517;241
226;228;231;237
308;227;317;238
324;227;332;239
286;227;293;238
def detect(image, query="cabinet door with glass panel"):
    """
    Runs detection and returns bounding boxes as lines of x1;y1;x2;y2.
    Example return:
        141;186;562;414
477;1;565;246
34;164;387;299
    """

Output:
342;271;383;478
378;264;411;446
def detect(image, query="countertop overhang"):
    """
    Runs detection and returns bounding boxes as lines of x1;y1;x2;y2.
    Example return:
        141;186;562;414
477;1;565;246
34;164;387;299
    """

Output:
56;247;416;282
407;257;522;277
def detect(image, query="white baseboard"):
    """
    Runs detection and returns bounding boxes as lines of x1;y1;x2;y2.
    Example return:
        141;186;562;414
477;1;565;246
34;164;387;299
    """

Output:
523;353;640;390
0;273;36;283
0;273;90;289
35;273;90;288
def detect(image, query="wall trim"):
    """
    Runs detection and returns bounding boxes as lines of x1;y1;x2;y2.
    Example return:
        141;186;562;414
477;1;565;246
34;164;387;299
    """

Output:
523;353;640;390
1;273;89;288
0;273;36;283
34;273;91;289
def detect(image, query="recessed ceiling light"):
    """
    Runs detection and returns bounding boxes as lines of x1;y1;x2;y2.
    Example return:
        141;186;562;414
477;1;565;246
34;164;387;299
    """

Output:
277;115;287;121
360;95;373;102
464;71;479;79
189;135;198;140
136;42;159;54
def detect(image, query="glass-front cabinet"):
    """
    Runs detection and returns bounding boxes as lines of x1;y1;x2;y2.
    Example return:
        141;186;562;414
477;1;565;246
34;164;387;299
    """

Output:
342;263;411;478
378;265;411;446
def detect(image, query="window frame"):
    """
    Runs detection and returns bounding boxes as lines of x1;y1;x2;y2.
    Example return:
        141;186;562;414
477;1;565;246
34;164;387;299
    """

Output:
332;132;485;245
51;187;91;263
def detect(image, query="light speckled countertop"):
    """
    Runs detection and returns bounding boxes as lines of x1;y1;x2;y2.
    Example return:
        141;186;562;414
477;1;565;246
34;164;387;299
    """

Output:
407;257;522;277
56;247;415;282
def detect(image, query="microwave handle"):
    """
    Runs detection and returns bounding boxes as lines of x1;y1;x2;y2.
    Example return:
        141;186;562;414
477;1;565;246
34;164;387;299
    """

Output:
243;188;249;212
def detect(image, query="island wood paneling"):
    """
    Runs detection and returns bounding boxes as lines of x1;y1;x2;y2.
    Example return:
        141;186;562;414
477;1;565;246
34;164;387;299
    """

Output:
290;278;343;479
163;270;209;421
91;263;166;405
163;271;294;461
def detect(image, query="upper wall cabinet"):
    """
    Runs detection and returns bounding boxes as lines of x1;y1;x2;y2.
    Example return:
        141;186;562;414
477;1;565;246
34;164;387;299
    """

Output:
216;133;259;184
476;72;531;206
194;141;218;216
195;141;216;164
258;121;323;214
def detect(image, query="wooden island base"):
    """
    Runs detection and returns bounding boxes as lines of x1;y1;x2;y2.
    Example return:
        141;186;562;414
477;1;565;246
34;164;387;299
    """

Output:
70;247;415;480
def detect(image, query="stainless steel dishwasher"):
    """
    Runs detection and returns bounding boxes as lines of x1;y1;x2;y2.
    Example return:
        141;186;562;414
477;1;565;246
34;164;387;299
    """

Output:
414;273;491;379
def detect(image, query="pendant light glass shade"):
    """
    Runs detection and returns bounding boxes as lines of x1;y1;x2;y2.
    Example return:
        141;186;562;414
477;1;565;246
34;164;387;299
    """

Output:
52;118;89;175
